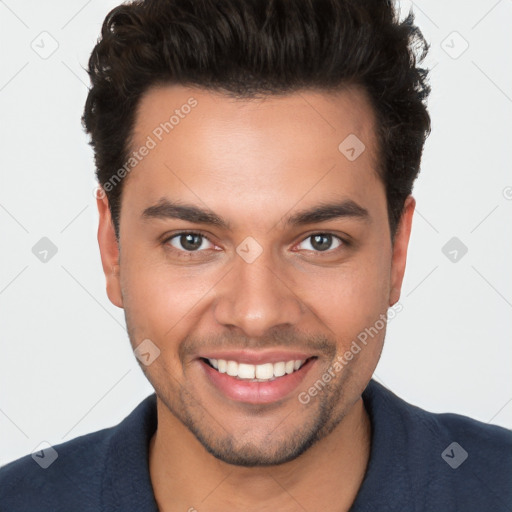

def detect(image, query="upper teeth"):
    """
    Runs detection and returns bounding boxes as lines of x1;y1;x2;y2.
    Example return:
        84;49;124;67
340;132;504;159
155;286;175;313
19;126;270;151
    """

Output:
208;358;305;380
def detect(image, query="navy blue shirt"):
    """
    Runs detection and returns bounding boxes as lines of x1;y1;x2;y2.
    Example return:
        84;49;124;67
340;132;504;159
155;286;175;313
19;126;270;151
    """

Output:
1;379;511;511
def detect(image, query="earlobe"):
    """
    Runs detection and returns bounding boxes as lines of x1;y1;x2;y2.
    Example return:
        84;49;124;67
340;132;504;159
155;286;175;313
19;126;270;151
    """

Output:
388;195;415;307
96;189;124;309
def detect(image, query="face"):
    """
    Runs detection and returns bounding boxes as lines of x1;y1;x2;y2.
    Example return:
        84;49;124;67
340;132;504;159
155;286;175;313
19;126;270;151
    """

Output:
97;84;414;466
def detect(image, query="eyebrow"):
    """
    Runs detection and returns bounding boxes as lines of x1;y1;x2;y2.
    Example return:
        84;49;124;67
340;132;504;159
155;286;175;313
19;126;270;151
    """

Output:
141;198;370;229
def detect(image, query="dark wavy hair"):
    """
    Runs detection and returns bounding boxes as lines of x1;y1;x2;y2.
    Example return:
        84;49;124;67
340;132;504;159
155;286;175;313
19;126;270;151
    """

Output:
82;0;431;242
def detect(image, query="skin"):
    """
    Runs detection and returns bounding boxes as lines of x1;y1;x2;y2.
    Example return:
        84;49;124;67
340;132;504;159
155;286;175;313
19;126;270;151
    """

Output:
97;84;414;512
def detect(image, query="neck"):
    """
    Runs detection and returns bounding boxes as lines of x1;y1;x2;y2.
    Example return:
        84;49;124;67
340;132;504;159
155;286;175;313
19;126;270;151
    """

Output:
149;396;371;512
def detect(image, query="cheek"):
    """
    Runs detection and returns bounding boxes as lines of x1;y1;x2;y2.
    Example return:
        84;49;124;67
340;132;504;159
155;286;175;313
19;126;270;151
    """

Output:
300;249;391;343
277;259;389;397
120;250;219;337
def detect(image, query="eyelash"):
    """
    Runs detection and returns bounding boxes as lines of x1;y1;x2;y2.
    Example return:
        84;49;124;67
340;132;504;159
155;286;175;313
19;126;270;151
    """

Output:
162;231;349;257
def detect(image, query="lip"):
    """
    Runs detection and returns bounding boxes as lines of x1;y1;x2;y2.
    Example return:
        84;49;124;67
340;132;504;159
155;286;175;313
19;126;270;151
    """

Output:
198;350;314;365
198;356;316;404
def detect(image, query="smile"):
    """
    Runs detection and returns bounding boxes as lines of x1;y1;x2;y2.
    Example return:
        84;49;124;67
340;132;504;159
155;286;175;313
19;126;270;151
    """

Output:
204;358;308;382
198;355;317;404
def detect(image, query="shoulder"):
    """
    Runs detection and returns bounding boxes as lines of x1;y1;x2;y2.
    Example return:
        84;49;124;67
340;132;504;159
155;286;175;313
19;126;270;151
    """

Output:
361;380;512;511
0;425;115;512
0;394;157;512
364;378;512;455
432;408;512;457
418;404;512;511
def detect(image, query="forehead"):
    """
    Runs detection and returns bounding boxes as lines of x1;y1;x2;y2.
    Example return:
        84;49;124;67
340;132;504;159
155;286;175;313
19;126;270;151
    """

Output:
123;84;384;230
132;83;377;157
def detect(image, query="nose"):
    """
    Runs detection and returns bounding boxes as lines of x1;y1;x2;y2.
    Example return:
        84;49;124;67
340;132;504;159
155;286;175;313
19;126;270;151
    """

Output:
212;248;304;338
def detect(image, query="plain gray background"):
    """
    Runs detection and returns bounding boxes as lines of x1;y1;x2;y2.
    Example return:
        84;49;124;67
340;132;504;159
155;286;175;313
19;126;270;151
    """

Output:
1;0;511;466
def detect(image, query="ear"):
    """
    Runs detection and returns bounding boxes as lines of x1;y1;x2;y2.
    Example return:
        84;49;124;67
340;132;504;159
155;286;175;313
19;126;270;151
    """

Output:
389;195;415;307
96;189;123;309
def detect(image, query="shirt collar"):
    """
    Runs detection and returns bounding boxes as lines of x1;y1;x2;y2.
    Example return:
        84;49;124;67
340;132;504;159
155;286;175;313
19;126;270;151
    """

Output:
101;394;159;512
349;379;420;511
98;379;422;511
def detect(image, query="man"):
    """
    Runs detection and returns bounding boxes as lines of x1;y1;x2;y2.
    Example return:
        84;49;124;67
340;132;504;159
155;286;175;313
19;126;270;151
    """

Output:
1;0;511;510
